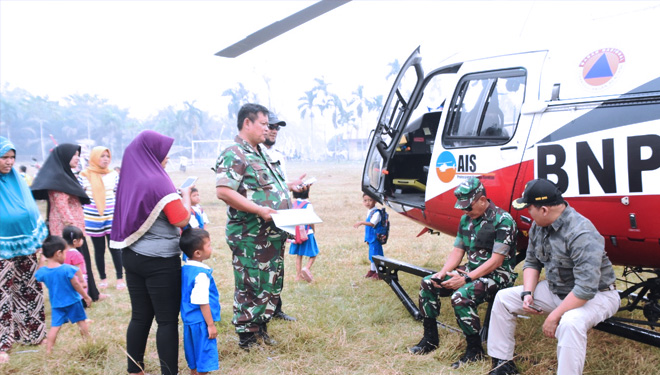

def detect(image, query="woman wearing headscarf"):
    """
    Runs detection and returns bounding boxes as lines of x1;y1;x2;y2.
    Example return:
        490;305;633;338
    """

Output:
30;143;104;302
110;130;191;375
78;146;123;290
0;137;49;364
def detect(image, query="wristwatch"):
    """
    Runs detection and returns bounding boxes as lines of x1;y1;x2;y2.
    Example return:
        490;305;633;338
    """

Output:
463;274;472;283
520;291;533;301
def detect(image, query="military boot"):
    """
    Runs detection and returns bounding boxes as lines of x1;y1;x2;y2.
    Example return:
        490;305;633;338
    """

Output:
238;332;258;351
451;334;485;368
408;318;439;355
258;323;277;346
489;357;519;375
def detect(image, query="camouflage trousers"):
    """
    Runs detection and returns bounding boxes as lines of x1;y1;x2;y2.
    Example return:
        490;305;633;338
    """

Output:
419;273;503;336
230;242;285;333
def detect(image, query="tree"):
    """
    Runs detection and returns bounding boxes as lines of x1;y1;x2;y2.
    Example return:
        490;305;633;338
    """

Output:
297;89;317;146
386;59;401;81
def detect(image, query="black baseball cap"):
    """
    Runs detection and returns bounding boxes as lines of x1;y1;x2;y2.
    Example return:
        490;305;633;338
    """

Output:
512;179;566;210
268;113;286;127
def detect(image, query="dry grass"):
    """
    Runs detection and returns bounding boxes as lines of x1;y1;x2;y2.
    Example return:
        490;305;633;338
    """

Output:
8;161;659;374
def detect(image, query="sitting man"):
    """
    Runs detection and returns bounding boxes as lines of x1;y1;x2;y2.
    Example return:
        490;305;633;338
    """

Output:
487;179;620;375
409;177;518;370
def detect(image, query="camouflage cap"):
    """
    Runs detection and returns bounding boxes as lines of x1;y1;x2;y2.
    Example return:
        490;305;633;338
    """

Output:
512;179;565;210
454;177;485;209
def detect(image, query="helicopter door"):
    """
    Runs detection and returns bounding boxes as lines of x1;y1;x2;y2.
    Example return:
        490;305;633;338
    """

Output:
362;47;424;204
428;51;547;220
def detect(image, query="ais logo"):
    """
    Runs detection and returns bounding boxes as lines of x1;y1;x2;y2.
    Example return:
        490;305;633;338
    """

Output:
436;151;478;182
580;48;625;87
436;151;457;182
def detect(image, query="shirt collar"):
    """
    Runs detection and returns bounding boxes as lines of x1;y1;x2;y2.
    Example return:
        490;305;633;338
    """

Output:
184;259;211;269
234;135;264;154
548;203;571;232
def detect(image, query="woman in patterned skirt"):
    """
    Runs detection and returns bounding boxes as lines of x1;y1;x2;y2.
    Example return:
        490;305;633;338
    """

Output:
78;147;123;289
31;143;106;302
0;137;49;364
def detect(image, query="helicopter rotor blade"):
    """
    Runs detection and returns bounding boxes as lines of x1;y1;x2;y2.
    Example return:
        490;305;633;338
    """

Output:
215;0;351;58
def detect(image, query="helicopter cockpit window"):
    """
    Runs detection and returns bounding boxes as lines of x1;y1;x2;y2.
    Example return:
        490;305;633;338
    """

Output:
443;69;526;148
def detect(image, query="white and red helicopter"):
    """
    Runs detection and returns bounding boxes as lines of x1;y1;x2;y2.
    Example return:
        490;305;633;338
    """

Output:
362;44;660;347
214;0;660;348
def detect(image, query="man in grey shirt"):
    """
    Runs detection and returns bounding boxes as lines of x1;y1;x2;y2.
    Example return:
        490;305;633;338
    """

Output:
487;179;620;375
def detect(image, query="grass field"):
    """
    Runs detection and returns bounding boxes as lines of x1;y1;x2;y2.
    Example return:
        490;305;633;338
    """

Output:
6;161;659;374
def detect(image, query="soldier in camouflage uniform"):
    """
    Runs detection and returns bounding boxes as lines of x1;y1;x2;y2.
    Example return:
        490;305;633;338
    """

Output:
214;103;297;350
409;177;518;370
487;179;620;375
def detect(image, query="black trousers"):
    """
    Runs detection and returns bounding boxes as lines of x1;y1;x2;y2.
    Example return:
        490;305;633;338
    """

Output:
90;234;123;280
79;238;100;301
123;248;181;375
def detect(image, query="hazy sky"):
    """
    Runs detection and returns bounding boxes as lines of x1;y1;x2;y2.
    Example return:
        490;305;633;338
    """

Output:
2;0;659;124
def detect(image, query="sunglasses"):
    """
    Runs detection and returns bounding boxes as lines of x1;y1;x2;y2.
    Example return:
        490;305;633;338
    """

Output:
461;194;483;212
268;124;281;131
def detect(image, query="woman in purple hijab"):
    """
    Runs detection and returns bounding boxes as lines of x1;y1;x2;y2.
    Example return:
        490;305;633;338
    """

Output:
110;130;191;375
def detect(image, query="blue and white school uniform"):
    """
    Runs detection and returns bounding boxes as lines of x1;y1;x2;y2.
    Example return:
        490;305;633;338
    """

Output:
365;207;383;262
288;199;319;258
35;264;87;326
181;260;221;373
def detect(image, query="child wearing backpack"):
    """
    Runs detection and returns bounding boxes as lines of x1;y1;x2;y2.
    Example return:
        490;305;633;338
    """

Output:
289;187;319;283
353;193;386;280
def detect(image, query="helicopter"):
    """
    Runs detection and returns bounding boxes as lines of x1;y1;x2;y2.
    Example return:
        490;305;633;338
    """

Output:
361;44;660;348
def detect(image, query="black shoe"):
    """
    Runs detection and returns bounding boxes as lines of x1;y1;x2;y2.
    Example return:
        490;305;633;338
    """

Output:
258;324;277;346
489;357;519;375
238;332;258;351
273;310;297;322
409;337;439;355
451;334;485;368
408;318;439;355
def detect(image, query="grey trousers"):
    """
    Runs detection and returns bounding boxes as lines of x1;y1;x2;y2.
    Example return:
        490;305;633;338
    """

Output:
487;281;620;375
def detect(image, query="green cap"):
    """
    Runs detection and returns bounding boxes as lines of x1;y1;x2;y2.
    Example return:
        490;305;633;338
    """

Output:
454;177;485;209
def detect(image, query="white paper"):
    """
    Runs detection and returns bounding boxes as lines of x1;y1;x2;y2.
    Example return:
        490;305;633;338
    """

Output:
271;207;322;235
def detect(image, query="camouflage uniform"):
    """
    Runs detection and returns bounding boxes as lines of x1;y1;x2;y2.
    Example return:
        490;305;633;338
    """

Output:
419;181;517;336
214;135;290;333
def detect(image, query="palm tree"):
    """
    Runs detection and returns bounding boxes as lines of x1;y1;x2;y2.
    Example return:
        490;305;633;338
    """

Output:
297;89;317;146
386;59;401;81
181;101;203;138
221;84;256;140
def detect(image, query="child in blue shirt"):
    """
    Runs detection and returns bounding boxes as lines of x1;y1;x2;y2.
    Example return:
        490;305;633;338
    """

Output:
180;228;221;375
353;193;384;280
35;236;92;354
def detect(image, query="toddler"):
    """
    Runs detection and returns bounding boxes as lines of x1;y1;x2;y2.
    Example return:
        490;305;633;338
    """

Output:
353;193;384;280
180;228;221;375
189;187;210;229
62;225;88;293
35;236;92;354
289;187;319;283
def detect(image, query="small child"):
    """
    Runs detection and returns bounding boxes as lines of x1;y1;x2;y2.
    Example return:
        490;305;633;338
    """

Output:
35;236;92;354
289;187;319;283
190;188;210;229
353;193;384;280
62;226;88;294
180;228;220;375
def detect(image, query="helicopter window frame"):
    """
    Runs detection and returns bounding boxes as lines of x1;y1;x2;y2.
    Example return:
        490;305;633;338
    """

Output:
442;68;527;149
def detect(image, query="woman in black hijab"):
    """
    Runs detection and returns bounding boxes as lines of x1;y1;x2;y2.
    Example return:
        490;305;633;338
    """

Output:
31;143;105;301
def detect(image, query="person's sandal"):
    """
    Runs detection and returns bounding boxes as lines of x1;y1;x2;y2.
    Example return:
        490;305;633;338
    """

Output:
116;281;126;290
99;280;108;289
0;351;9;364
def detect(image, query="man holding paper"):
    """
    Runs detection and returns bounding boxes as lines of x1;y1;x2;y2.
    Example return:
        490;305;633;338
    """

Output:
213;103;304;350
